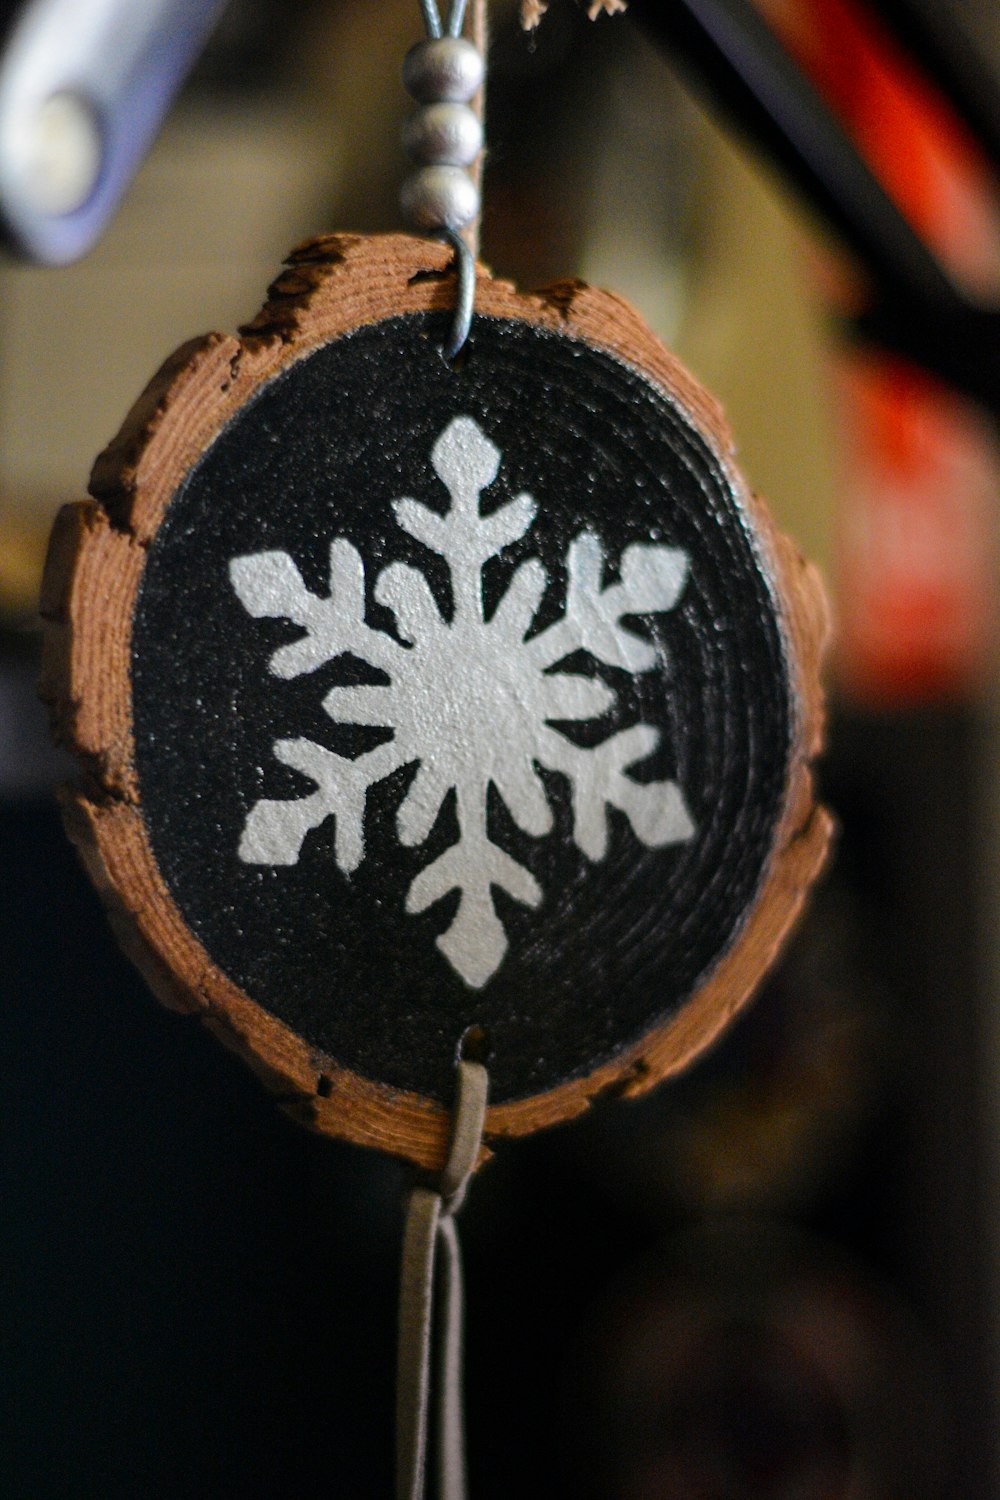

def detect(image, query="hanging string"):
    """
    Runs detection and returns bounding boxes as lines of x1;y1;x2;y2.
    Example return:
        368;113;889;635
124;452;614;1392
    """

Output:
465;0;488;263
396;1059;489;1500
401;0;485;359
419;0;470;38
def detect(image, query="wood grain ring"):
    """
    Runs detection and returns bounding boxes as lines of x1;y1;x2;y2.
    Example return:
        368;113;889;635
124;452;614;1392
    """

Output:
40;232;831;1170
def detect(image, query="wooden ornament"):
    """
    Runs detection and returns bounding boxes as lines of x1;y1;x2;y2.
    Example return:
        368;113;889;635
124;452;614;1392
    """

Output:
41;232;830;1170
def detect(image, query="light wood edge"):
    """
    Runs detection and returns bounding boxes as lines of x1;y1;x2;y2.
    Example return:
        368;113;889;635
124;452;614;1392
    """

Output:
40;232;831;1171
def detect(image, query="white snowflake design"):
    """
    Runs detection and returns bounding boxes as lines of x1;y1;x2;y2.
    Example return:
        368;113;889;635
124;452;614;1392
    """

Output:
229;415;696;988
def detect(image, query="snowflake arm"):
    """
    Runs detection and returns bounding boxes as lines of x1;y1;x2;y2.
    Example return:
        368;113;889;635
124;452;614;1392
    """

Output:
393;492;536;574
537;723;695;861
322;684;397;726
393;417;537;619
229;538;405;679
405;784;543;988
538;673;615;721
489;557;545;639
239;738;405;873
397;761;454;847
490;756;553;838
527;531;690;673
374;562;444;645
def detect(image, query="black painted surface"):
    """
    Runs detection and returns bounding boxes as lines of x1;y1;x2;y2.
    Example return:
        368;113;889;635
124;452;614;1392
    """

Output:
131;313;791;1104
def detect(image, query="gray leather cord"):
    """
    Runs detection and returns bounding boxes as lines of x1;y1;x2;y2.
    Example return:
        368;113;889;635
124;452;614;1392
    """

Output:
397;1060;488;1500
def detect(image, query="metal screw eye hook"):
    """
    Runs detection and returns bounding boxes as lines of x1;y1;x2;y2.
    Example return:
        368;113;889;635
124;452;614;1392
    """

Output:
439;228;475;363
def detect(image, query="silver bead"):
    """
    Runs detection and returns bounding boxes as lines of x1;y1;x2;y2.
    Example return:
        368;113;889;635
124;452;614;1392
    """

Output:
400;165;479;232
402;37;483;105
402;103;483;168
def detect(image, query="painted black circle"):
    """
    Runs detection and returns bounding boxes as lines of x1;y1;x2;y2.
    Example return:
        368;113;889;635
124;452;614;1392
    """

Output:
132;313;791;1105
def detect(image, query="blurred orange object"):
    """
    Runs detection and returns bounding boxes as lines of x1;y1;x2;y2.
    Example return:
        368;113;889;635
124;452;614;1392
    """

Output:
763;0;1000;703
836;357;998;702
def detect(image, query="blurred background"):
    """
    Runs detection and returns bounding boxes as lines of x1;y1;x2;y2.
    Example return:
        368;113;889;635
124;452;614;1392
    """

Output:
3;0;1000;1495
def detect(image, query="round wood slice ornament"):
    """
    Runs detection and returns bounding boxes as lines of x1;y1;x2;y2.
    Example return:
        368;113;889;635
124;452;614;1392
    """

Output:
41;233;830;1170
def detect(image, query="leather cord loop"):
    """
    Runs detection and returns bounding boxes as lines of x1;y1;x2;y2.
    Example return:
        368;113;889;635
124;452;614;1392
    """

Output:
396;1060;488;1500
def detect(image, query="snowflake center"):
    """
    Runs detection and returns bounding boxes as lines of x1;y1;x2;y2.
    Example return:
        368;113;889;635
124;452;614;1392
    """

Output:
406;610;539;781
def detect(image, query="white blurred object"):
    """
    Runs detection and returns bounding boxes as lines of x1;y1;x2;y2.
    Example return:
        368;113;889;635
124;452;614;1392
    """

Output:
0;95;339;521
0;0;228;261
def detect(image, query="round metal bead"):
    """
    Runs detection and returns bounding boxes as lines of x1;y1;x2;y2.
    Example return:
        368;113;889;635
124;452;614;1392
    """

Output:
402;103;483;168
402;37;484;105
400;165;479;233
